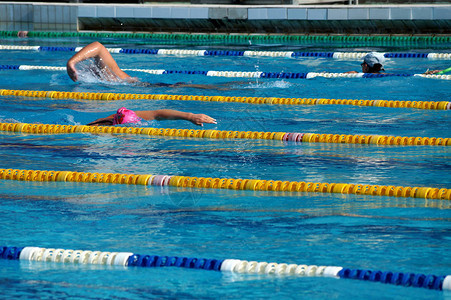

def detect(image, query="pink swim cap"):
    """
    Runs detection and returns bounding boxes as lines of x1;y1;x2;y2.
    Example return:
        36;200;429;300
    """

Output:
113;107;142;125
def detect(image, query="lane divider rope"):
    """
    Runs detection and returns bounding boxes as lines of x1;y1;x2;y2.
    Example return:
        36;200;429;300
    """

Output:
2;64;450;80
1;45;450;60
0;168;449;200
1;31;450;45
1;89;450;111
0;122;450;147
0;246;449;291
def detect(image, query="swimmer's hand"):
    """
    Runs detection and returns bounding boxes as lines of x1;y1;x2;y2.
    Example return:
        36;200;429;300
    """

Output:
67;61;78;82
189;113;217;126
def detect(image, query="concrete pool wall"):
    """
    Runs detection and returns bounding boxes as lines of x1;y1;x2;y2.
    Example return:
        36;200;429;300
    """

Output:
1;2;450;34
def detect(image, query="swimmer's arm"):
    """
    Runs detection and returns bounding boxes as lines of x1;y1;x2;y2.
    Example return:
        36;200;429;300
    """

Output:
86;114;115;126
67;41;131;82
67;42;103;81
424;69;442;75
136;110;217;126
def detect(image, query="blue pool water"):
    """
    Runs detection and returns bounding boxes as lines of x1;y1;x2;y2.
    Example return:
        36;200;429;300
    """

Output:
0;36;450;299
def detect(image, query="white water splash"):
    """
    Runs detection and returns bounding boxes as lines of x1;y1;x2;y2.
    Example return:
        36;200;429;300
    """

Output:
75;61;131;86
60;113;79;125
0;118;19;123
245;80;292;89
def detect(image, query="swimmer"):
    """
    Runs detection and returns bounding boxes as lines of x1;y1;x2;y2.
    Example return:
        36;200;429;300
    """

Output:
346;52;385;74
67;42;237;90
346;51;446;75
87;107;217;127
17;31;28;38
424;67;450;75
67;42;134;83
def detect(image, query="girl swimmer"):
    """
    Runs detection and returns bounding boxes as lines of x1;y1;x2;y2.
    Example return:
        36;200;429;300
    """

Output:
87;107;217;127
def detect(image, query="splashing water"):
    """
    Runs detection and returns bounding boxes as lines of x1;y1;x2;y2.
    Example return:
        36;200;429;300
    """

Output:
245;80;292;89
75;61;130;86
50;74;67;86
0;118;19;123
59;113;79;125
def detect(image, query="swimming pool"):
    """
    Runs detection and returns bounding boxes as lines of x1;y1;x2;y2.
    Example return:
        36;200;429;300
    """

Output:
0;35;450;299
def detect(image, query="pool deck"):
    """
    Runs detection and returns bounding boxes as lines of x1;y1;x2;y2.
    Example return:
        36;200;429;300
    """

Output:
0;2;450;35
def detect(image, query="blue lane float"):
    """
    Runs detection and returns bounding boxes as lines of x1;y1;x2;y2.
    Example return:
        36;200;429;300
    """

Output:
0;65;20;70
0;45;450;60
1;245;450;291
39;46;77;52
2;64;450;80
